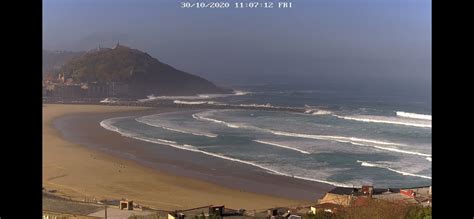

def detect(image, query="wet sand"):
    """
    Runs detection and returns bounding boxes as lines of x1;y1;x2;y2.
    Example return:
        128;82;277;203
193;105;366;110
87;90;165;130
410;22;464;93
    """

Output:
43;104;333;210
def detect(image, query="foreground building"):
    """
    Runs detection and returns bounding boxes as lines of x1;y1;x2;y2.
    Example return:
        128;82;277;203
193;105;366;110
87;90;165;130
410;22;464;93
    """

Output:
316;185;432;208
168;205;229;219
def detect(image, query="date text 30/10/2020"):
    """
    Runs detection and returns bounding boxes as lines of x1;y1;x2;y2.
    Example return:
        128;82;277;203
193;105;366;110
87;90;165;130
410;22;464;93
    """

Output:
180;2;293;9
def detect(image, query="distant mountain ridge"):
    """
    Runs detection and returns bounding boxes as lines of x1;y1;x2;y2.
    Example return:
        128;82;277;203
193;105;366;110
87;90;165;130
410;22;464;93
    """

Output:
45;44;231;96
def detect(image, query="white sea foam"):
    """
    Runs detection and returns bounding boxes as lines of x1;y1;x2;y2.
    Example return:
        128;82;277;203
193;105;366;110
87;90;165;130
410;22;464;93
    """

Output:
192;113;242;128
172;100;232;107
269;130;432;157
221;102;287;110
238;103;275;108
172;100;282;110
425;157;432;162
234;90;250;96
135;117;218;138
160;126;217;138
100;117;351;187
305;109;332;115
172;99;301;112
173;100;208;105
253;140;311;154
333;115;431;128
357;160;431;179
396;111;432;121
291;175;353;187
358;160;377;167
269;130;403;146
312;110;332;115
303;105;333;115
100;97;119;103
207;101;286;109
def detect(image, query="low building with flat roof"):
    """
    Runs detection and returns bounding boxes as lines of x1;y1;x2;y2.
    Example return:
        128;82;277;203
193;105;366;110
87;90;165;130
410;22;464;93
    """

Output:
119;200;133;210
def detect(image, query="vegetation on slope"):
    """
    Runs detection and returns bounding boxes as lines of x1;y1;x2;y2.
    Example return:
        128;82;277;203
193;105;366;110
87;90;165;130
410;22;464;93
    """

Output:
52;45;231;96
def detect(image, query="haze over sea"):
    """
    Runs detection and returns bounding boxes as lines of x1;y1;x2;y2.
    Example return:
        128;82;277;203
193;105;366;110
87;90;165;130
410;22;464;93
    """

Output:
100;84;431;188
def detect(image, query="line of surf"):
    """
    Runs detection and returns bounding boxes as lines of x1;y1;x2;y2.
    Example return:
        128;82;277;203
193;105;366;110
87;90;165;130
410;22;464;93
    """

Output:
192;113;242;128
268;130;431;157
305;109;332;115
357;160;431;179
173;100;209;105
100;117;352;187
396;111;432;121
253;140;311;154
333;115;431;128
303;106;333;115
138;90;250;102
135;117;218;138
100;118;178;144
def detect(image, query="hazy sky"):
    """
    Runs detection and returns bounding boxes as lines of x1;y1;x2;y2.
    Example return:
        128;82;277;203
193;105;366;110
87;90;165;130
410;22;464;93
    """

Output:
43;0;431;98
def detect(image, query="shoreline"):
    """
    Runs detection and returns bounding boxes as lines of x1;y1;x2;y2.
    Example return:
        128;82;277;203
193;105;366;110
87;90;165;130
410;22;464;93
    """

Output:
43;104;332;210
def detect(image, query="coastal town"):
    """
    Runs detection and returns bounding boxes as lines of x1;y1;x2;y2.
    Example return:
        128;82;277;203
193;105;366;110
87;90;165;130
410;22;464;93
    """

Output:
43;185;431;219
43;72;130;101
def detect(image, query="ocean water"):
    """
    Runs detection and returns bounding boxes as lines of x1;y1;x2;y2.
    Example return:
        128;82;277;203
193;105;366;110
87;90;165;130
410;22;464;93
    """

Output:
101;85;431;188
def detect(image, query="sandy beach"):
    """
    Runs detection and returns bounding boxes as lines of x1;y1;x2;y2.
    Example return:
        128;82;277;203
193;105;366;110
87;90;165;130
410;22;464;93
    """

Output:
43;104;315;210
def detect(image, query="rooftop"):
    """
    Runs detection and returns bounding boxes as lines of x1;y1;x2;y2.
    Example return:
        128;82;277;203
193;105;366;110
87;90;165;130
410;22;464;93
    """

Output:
327;187;358;195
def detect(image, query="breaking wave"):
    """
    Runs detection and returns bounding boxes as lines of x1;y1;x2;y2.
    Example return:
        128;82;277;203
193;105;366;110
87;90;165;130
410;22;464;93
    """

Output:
100;97;119;103
333;115;431;128
304;109;332;115
192;113;242;128
303;105;332;115
396;111;432;121
253;140;311;154
237;103;275;108
173;100;209;105
135;117;218;138
233;90;250;96
173;100;285;110
357;160;431;179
